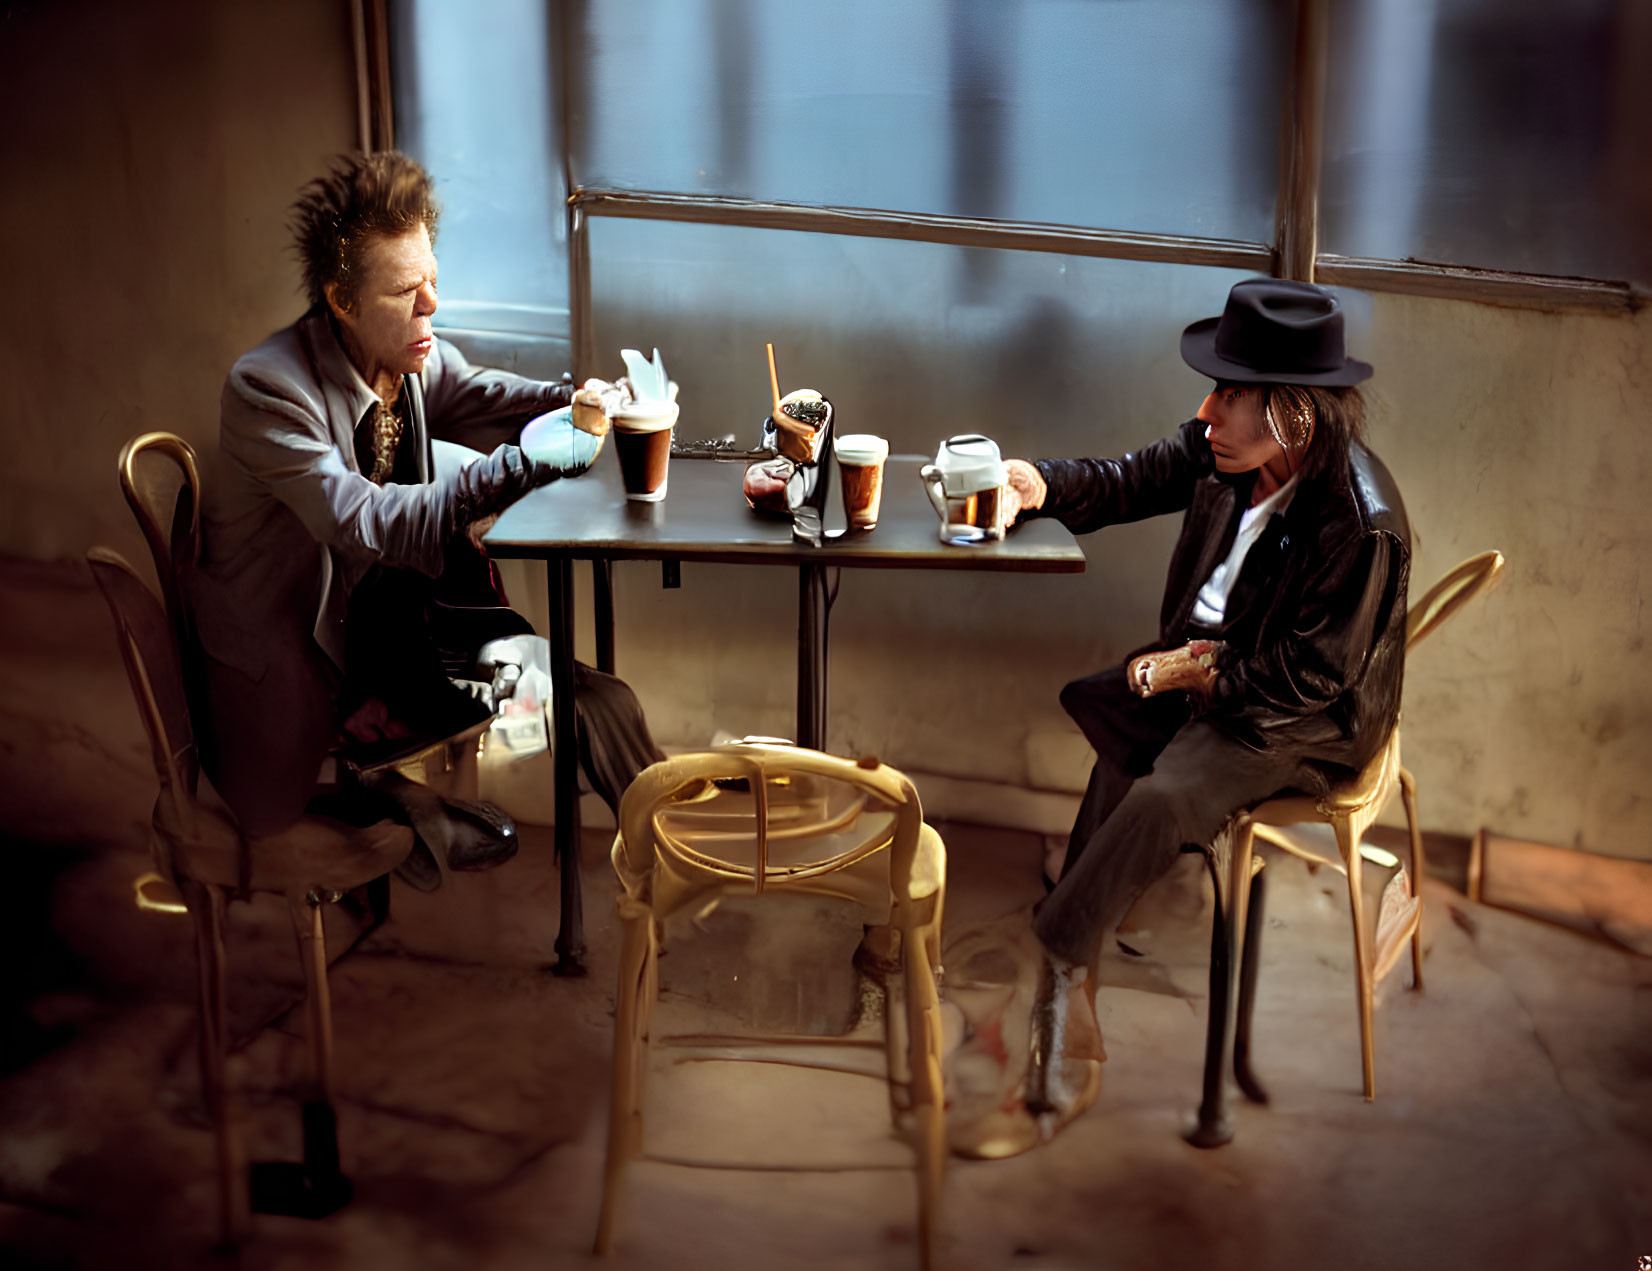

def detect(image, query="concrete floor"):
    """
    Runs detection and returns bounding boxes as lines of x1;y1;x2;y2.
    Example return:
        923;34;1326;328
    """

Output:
2;555;1649;1270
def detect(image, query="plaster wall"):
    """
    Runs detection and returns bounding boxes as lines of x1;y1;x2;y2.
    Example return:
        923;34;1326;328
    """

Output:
1366;294;1652;856
2;2;1647;860
0;0;358;574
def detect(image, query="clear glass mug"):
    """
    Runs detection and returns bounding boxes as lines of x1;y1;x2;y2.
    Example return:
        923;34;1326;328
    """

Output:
919;468;1009;542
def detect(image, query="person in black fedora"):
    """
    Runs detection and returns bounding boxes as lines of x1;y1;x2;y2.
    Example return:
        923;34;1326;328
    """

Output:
950;277;1410;1155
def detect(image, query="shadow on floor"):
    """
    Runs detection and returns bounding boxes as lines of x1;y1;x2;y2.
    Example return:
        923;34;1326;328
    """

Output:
1;554;1648;1269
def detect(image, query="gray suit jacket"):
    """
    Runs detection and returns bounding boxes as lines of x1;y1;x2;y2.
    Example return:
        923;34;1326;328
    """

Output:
191;307;562;833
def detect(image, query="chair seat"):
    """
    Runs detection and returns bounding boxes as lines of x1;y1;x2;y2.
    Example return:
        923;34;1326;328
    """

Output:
1250;727;1402;831
160;800;413;895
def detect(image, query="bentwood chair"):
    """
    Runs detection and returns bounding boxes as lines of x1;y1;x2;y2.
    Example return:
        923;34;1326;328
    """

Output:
87;548;412;1244
593;742;948;1271
1187;550;1506;1147
117;431;489;815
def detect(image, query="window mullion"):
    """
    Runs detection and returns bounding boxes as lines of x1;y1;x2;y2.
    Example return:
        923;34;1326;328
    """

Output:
1274;0;1328;283
556;0;595;381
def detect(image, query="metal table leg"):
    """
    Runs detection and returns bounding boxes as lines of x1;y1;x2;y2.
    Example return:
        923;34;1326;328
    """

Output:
1186;852;1235;1147
548;557;585;976
1234;865;1270;1105
797;563;829;750
592;558;615;675
1186;850;1236;1148
1186;831;1257;1148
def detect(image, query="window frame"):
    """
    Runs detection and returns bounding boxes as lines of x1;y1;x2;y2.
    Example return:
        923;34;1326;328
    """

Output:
367;0;1644;383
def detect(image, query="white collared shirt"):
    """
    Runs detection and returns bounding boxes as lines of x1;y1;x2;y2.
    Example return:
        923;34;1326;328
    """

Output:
1191;474;1300;628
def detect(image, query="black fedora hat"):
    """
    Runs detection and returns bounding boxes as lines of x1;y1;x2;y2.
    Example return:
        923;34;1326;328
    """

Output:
1181;278;1372;387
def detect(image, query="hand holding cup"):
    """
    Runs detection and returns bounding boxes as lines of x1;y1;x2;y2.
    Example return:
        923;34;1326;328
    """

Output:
1001;458;1048;525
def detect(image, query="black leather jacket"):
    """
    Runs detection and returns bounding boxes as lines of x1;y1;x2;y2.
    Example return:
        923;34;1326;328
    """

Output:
1031;418;1411;772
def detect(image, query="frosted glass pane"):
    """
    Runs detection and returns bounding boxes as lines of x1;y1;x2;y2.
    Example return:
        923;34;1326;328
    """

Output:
576;0;1288;241
1321;0;1652;284
391;0;567;333
585;218;1276;663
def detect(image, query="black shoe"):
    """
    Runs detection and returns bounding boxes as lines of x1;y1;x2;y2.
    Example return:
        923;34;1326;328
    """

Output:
310;780;446;891
435;796;519;871
1024;956;1105;1123
388;799;516;888
348;766;518;875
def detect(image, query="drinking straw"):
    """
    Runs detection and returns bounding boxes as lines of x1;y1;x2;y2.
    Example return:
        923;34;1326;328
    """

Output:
765;343;782;419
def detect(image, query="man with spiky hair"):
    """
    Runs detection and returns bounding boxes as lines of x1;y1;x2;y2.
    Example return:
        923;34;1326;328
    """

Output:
191;152;657;880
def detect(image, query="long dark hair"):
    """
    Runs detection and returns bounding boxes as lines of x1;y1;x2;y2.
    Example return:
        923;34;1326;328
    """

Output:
1264;384;1367;483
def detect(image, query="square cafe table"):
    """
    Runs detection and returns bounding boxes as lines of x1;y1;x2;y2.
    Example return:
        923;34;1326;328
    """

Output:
486;448;1085;974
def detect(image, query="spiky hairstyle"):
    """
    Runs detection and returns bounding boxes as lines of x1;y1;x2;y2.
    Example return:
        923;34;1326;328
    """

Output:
290;151;440;309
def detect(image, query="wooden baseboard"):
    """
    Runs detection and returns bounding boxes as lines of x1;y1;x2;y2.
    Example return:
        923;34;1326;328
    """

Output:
1467;829;1652;956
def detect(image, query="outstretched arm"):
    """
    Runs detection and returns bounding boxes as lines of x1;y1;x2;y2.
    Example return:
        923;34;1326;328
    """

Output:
221;369;572;579
421;336;574;453
1006;418;1212;535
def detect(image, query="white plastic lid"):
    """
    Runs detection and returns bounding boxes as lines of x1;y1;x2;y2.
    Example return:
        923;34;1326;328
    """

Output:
931;434;1006;494
834;433;889;464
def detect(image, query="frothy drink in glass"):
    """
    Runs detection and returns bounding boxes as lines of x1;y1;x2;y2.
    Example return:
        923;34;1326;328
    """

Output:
612;400;679;501
834;433;888;531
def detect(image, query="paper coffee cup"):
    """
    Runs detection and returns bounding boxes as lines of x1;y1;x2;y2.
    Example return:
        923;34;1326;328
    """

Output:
612;400;679;502
834;433;889;530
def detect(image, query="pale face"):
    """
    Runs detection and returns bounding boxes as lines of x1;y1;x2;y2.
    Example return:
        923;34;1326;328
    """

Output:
326;223;439;394
1197;382;1285;476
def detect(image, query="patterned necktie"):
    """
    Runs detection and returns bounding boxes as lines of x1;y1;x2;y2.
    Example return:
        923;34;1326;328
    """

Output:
367;389;403;485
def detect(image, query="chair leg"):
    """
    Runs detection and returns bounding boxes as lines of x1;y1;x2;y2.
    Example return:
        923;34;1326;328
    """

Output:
449;732;481;802
1398;766;1425;992
240;891;352;1218
1336;819;1378;1101
901;919;946;1271
289;891;335;1104
595;913;653;1256
1187;850;1231;1147
636;922;661;1122
183;879;247;1247
1186;822;1253;1148
879;971;912;1124
1233;862;1269;1106
875;896;940;1125
925;883;945;984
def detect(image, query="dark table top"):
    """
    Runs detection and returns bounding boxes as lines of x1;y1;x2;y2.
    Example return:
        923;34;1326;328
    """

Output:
486;449;1086;573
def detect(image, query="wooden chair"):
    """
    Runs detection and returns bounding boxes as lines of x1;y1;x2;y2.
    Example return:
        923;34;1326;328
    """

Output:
117;431;488;816
87;548;412;1243
593;742;948;1270
1187;550;1506;1147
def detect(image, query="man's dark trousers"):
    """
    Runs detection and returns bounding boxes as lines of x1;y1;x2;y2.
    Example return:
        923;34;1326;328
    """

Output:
1033;662;1323;968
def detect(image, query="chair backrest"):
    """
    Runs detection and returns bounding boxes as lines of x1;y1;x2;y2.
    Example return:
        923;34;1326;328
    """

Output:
615;743;932;920
1406;550;1505;650
118;431;201;632
86;548;199;848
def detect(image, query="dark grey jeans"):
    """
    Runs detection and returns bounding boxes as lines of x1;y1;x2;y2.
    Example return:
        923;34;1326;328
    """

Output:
1032;663;1324;969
